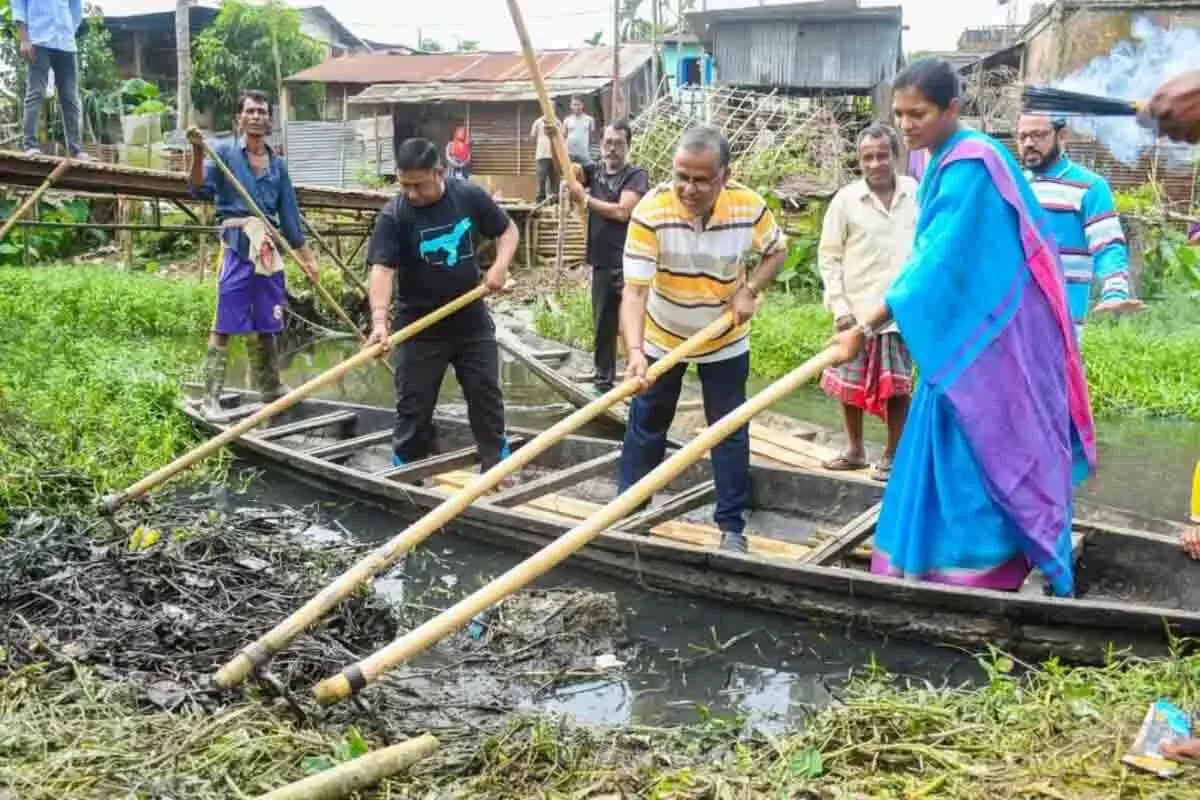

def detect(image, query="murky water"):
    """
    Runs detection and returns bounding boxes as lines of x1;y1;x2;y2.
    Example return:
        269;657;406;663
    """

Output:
242;472;980;730
223;334;1194;727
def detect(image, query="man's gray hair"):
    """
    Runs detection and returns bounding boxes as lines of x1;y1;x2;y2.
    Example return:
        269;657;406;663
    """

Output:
856;124;899;156
677;125;731;169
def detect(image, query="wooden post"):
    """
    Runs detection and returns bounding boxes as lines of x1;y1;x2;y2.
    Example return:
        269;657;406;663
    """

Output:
313;346;841;705
175;0;192;131
611;0;621;119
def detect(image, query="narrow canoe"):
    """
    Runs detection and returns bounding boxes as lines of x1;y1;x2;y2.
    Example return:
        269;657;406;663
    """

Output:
183;389;1200;664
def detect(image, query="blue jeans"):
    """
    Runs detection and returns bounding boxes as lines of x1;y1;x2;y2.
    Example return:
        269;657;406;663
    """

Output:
23;46;82;155
618;351;750;534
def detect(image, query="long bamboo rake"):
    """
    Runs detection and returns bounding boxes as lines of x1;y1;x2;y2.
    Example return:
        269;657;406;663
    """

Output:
100;285;489;514
0;156;73;240
199;139;368;342
506;0;587;223
313;346;840;705
254;733;438;800
212;313;737;690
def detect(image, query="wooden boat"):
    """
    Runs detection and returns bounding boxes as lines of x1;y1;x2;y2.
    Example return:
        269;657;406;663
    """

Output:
183;389;1200;664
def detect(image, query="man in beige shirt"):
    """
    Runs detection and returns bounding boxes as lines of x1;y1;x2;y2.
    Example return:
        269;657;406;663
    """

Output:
817;124;917;481
531;114;563;202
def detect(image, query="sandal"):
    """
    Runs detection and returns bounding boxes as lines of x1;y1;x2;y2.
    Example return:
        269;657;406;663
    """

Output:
870;457;893;482
822;453;868;471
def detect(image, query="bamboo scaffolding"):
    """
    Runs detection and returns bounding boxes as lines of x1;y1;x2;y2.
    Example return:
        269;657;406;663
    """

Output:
0;156;72;240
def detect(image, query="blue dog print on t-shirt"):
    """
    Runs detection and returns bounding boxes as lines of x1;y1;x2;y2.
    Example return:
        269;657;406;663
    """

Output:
418;218;473;267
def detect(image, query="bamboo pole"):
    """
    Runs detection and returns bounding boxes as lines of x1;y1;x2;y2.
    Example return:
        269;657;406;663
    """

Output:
197;138;365;341
505;0;586;222
212;313;736;690
100;285;489;515
254;734;438;800
0;156;72;240
313;346;840;705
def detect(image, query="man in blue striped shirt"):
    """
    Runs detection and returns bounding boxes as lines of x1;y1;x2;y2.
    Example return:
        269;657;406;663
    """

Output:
13;0;86;159
1017;113;1143;333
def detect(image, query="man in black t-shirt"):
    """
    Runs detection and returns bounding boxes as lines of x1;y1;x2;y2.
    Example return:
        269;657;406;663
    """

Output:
365;138;519;469
567;120;650;392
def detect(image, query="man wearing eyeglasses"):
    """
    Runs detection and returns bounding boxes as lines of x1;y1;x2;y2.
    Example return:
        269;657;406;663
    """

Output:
1017;113;1144;334
620;125;787;554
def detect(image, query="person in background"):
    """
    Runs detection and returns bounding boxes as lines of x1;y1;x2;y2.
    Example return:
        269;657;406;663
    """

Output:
563;95;596;167
444;126;471;181
531;113;563;202
1017;112;1144;334
829;58;1095;596
14;0;87;160
187;91;319;417
567;120;650;393
364;137;519;471
817;124;917;482
620;125;787;554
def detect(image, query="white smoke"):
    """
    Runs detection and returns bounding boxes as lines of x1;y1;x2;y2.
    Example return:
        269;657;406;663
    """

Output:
1055;18;1200;166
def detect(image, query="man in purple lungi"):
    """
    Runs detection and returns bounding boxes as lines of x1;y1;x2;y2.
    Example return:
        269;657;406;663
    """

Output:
187;90;318;417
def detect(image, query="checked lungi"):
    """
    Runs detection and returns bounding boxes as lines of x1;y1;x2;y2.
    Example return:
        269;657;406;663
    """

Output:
820;331;913;419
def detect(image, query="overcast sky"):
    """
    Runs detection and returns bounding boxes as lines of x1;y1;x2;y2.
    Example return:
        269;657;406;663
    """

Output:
103;0;1022;54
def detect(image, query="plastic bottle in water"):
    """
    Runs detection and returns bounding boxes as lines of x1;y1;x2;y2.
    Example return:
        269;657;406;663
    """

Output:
466;606;497;640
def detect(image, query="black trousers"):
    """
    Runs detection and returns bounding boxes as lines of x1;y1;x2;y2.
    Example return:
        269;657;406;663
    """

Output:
591;266;623;389
391;331;508;468
536;158;558;201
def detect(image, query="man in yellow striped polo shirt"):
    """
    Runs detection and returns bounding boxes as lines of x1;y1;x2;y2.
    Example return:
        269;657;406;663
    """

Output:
619;125;787;553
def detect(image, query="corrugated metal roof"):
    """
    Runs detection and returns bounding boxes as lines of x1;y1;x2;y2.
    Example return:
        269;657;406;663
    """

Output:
712;18;900;90
688;0;901;33
287;44;653;85
348;78;612;105
281;121;365;189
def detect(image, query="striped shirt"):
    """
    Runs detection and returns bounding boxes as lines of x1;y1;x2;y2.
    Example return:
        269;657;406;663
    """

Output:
1025;156;1131;332
624;181;785;363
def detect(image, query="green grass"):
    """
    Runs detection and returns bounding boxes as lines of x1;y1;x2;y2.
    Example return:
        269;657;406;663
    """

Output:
534;287;1200;420
5;651;1199;798
0;265;220;511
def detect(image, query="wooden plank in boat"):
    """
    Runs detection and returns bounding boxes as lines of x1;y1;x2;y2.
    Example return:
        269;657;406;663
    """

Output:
203;401;265;423
252;410;357;441
433;471;811;560
749;422;837;460
802;503;882;565
489;451;622;508
617;481;716;535
379;435;529;483
530;346;571;362
304;429;392;460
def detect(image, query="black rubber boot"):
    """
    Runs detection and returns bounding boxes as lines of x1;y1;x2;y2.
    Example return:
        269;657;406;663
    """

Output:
201;343;228;418
251;336;285;402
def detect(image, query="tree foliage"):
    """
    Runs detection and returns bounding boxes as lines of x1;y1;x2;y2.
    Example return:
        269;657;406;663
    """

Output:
191;0;324;129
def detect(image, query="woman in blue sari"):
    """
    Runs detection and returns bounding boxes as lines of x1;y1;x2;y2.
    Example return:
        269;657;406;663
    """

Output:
827;59;1096;596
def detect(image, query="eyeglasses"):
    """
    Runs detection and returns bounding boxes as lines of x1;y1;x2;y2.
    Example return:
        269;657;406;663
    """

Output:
673;172;717;191
1017;130;1054;143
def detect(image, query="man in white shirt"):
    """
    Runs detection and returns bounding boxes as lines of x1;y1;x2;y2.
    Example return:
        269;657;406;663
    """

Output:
817;124;918;481
530;113;562;202
563;95;595;167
